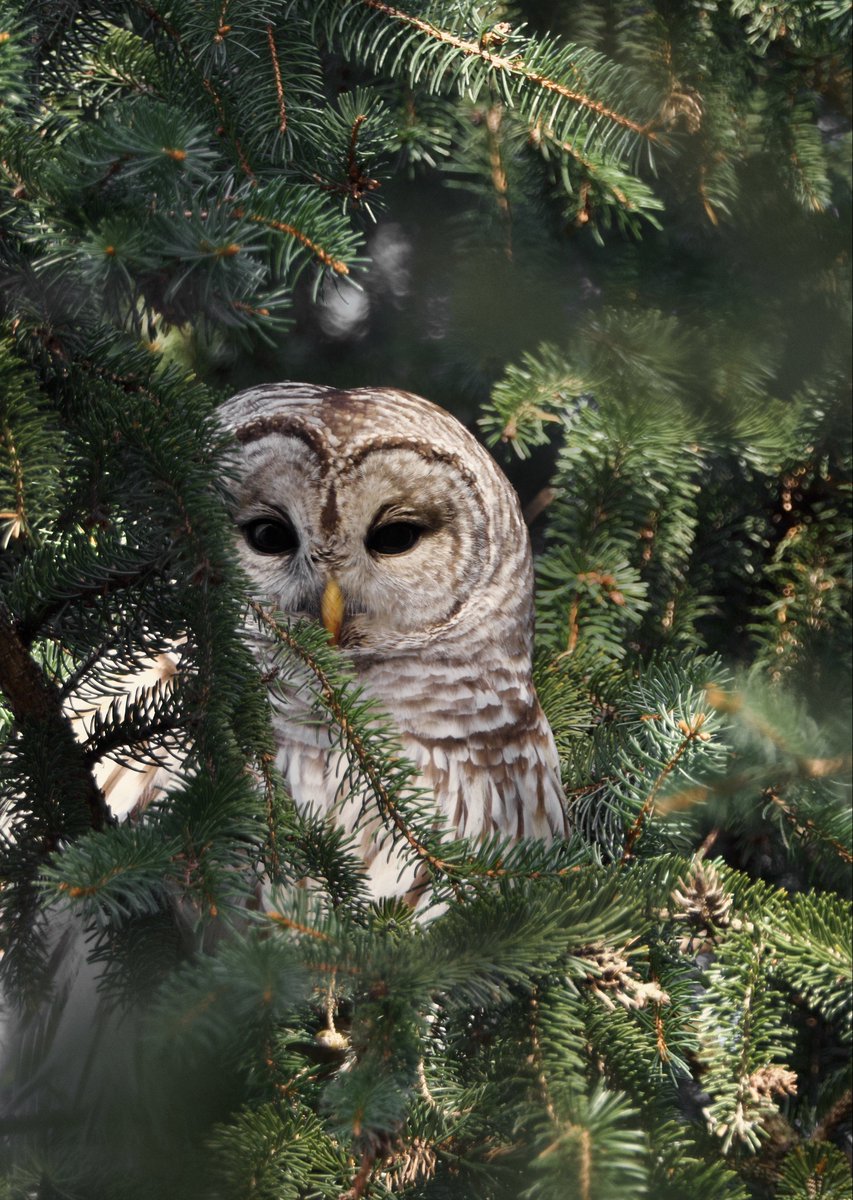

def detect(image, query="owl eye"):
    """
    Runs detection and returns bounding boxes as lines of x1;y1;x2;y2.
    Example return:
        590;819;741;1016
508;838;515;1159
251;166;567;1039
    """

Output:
366;520;424;556
242;517;299;555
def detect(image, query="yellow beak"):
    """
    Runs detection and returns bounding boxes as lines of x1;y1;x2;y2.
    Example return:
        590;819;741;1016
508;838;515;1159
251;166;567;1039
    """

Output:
320;578;345;646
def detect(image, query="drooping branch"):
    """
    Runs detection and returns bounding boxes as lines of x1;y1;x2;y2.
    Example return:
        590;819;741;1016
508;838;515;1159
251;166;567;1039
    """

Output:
358;0;658;141
0;602;111;831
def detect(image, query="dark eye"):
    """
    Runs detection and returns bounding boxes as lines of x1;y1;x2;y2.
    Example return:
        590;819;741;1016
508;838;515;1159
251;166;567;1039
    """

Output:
242;517;298;555
366;521;424;556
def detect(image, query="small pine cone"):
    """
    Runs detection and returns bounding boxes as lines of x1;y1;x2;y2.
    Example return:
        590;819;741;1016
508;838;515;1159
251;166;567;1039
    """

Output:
747;1064;798;1104
672;861;733;930
382;1136;438;1190
581;942;634;1010
580;943;669;1011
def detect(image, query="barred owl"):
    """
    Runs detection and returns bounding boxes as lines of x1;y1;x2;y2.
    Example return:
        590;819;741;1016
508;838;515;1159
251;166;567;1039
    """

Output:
217;383;567;900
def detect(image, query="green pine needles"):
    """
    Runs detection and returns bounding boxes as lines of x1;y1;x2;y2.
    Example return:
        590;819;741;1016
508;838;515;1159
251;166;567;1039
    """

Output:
1;3;851;1199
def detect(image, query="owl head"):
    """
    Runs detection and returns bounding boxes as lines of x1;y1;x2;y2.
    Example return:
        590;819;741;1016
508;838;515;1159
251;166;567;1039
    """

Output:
217;384;534;658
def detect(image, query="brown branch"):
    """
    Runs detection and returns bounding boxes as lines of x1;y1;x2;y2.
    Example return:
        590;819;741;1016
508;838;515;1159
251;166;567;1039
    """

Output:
250;601;458;888
266;23;287;133
522;486;557;526
530;120;634;208
486;104;512;258
347;114;367;180
0;603;111;831
343;1150;376;1200
247;213;350;274
653;972;670;1062
201;77;255;182
565;596;580;655
17;560;159;647
657;770;853;864
133;1;182;42
621;717;707;862
266;910;331;940
361;0;657;140
812;1088;852;1144
259;752;282;880
530;986;558;1124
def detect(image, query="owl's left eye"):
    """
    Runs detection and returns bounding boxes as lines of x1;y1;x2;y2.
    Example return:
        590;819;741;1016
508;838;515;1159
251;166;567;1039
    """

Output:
242;517;299;555
366;521;425;556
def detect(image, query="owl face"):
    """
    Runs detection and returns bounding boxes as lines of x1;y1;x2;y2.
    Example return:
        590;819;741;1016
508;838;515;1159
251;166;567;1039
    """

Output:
217;384;533;656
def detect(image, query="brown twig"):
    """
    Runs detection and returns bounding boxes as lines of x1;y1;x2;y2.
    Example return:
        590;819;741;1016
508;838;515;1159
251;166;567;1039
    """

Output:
621;717;708;862
529;986;558;1124
530;120;634;208
343;1150;376;1199
265;910;331;940
765;788;853;864
485;104;512;256
361;0;658;139
250;600;459;887
266;24;287;133
812;1088;852;1144
247;213;350;274
202;76;255;181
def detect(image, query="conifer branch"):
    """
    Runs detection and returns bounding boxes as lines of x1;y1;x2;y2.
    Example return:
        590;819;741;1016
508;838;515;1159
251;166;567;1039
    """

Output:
0;603;111;832
246;213;350;274
356;0;658;142
621;716;709;862
529;986;559;1125
249;601;460;887
265;24;287;134
200;77;256;182
530;120;633;207
16;559;160;648
485;104;511;251
765;787;853;864
266;910;331;940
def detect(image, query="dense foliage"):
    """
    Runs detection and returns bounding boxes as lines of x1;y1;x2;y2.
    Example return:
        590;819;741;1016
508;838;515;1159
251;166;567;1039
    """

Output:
0;3;850;1198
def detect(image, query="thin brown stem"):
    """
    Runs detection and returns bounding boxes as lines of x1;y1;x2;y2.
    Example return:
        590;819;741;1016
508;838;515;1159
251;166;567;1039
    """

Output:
621;720;706;862
266;24;287;133
360;0;657;141
250;601;459;887
247;213;350;274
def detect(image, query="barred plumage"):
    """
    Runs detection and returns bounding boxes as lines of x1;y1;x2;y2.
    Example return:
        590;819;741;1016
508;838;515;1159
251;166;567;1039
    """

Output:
218;383;568;898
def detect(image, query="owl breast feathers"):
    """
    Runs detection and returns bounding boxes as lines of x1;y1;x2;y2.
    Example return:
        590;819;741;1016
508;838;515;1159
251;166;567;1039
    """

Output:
217;384;568;900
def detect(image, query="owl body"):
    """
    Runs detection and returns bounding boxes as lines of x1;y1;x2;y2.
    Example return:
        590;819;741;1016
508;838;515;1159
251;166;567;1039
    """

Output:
218;384;567;898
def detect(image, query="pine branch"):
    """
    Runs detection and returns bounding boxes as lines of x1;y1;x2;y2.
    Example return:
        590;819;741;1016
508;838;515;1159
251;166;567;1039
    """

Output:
350;0;659;143
0;602;111;833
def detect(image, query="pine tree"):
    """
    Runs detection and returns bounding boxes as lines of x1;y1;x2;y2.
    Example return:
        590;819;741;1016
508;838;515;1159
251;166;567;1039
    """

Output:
1;3;850;1199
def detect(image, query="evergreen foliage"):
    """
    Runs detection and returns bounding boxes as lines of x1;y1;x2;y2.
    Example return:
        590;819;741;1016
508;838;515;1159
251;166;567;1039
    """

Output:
0;2;850;1198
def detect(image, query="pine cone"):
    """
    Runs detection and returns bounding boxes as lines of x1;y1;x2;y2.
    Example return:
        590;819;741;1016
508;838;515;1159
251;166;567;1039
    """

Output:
671;861;733;952
580;942;669;1011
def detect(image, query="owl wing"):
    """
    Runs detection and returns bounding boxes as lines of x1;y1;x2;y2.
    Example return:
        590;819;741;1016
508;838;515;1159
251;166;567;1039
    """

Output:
405;701;568;845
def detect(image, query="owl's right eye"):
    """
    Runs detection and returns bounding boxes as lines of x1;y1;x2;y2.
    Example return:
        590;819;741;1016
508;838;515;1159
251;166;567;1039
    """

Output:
242;517;299;555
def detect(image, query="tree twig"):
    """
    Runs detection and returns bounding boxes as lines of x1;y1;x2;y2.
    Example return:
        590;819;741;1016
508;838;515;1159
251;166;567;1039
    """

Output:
0;602;111;831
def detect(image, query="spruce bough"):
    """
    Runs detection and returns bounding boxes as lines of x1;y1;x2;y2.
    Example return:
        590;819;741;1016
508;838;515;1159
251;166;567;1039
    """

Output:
0;3;850;1198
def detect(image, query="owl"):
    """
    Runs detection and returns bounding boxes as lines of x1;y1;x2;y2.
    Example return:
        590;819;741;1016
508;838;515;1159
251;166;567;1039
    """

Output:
216;383;568;901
